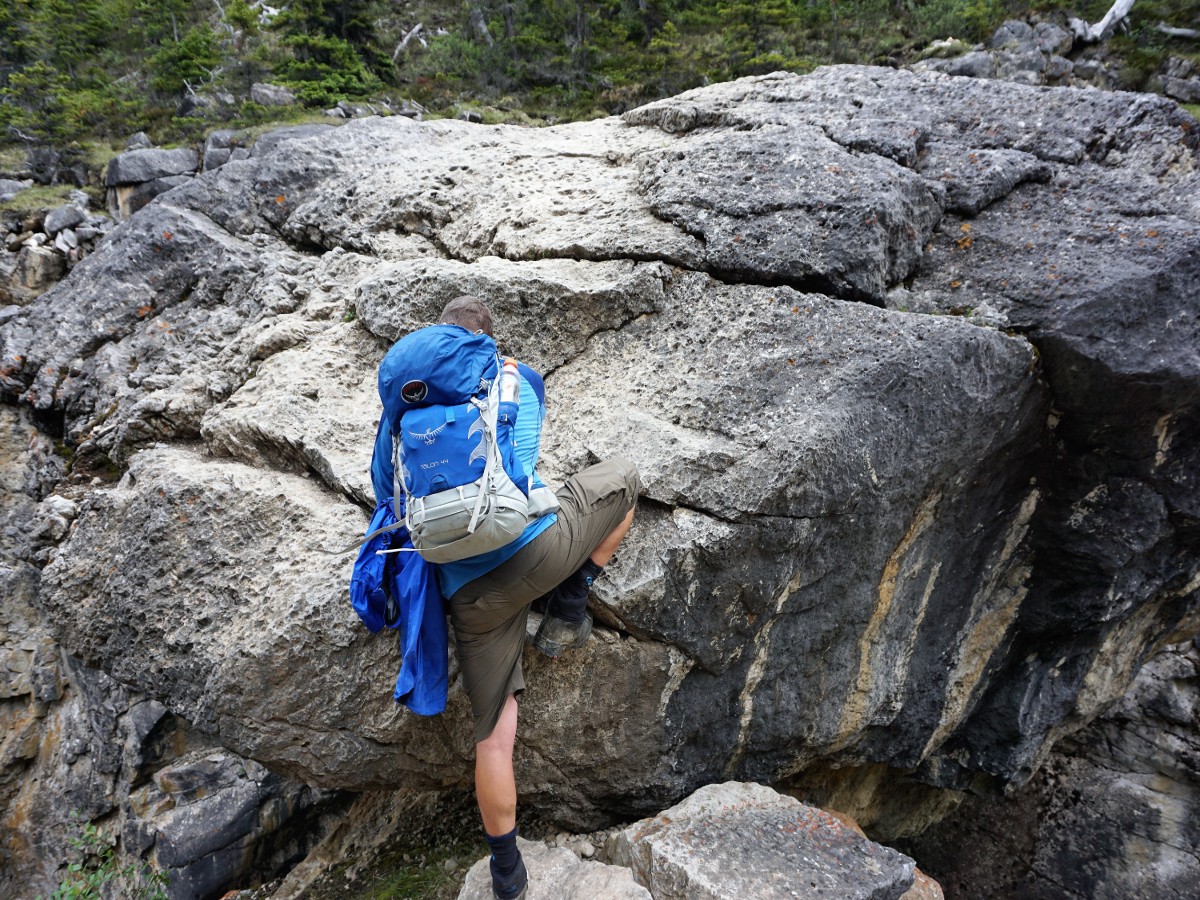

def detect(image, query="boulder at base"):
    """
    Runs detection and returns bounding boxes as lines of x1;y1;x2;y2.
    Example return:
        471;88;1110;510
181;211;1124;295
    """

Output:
458;838;651;900
609;782;926;899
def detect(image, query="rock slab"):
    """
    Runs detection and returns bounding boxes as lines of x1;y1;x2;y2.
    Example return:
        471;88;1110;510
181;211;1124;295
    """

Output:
610;782;919;899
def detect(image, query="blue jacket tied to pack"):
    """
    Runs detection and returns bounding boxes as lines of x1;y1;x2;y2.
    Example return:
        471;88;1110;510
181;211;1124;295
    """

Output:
348;417;447;715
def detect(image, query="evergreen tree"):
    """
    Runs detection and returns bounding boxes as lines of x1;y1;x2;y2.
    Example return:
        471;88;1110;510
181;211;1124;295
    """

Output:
0;59;73;142
30;0;108;82
0;0;39;78
716;0;803;74
273;0;392;81
148;23;222;98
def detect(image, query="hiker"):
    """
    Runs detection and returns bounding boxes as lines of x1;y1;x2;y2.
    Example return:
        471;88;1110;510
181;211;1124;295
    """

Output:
428;296;639;900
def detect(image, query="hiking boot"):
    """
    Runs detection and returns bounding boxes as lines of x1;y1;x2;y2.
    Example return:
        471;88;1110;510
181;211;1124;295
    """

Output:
491;853;528;900
533;612;593;658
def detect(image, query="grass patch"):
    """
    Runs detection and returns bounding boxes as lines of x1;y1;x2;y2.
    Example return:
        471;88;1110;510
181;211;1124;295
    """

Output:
307;836;478;900
0;183;79;215
0;145;29;175
1182;103;1200;120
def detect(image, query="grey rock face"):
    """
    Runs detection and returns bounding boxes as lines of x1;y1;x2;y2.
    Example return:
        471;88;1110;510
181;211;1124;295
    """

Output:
610;782;918;899
458;838;650;899
0;407;333;899
0;66;1196;867
902;640;1200;898
108;173;196;220
1034;21;1074;55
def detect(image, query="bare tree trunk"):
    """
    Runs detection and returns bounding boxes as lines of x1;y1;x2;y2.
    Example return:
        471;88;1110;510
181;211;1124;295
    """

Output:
392;23;425;61
1156;21;1200;39
1083;0;1137;42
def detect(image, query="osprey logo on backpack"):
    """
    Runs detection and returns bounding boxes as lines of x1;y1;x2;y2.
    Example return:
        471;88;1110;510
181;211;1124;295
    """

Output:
377;324;558;564
401;380;428;404
408;422;448;445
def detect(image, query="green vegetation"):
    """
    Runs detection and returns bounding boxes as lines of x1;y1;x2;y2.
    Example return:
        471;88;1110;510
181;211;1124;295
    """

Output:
1;0;1198;161
304;824;480;899
0;182;78;214
38;815;168;900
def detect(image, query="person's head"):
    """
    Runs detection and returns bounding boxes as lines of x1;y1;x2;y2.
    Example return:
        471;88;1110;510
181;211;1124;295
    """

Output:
439;295;494;337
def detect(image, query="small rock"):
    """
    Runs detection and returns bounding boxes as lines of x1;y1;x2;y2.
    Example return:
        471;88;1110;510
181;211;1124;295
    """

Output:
16;244;65;291
578;840;595;859
989;19;1035;50
124;131;153;150
44;204;86;236
0;178;31;203
251;82;297;107
54;229;79;253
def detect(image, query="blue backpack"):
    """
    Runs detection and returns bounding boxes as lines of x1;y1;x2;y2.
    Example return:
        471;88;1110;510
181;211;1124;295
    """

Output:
378;325;557;563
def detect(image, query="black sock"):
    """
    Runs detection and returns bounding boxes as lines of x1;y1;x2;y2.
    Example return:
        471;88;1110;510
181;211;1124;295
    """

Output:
485;825;520;878
548;560;603;625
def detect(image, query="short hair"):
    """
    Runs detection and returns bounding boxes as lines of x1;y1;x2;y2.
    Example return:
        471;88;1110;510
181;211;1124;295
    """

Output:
439;295;494;336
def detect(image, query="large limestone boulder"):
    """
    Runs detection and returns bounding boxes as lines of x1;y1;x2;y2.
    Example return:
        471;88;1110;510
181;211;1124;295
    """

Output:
0;67;1197;892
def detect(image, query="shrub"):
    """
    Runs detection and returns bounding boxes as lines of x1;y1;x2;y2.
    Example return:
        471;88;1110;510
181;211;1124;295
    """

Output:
39;815;168;900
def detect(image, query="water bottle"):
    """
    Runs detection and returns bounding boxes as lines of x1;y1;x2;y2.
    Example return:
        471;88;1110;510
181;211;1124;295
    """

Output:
499;358;521;404
497;359;521;471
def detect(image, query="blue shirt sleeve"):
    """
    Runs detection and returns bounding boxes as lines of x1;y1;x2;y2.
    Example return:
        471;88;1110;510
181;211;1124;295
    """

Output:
514;365;546;491
517;362;545;404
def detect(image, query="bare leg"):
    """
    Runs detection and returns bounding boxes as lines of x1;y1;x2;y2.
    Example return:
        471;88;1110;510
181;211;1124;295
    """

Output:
590;505;635;568
475;693;519;835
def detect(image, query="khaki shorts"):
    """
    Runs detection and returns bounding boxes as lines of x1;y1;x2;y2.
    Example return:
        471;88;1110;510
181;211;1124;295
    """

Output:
448;457;641;743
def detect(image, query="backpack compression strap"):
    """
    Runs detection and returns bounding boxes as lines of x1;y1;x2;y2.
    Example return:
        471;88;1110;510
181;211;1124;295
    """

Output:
320;516;411;556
